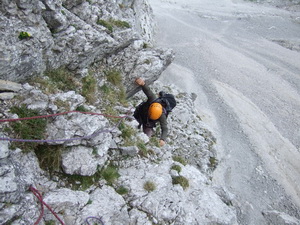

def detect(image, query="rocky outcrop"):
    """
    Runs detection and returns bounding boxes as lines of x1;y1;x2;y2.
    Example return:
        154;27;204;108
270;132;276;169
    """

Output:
0;0;173;97
0;80;22;100
1;0;298;224
0;79;239;224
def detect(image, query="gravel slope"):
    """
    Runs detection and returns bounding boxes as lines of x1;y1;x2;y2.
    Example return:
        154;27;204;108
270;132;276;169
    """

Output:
149;0;300;224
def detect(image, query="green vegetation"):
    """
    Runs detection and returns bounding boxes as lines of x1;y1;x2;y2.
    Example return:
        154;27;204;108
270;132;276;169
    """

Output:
7;105;47;152
137;141;148;157
59;165;122;191
170;164;182;173
61;172;101;191
116;186;129;195
34;67;79;93
101;165;120;185
209;156;218;170
105;69;122;86
76;105;89;112
99;69;127;114
143;181;156;192
172;155;187;166
172;176;189;190
35;145;64;175
97;19;113;32
118;121;136;146
149;136;160;147
18;31;31;40
45;220;56;225
81;73;97;104
97;19;131;32
143;43;149;49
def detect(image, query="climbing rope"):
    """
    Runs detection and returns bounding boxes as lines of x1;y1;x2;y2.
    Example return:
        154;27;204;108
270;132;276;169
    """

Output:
30;186;65;225
0;109;132;143
0;110;129;123
85;216;104;225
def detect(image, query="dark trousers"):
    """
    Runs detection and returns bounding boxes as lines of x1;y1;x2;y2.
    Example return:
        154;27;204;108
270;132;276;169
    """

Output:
142;124;154;137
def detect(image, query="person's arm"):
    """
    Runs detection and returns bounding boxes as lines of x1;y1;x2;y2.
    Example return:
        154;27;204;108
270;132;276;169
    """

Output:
135;78;156;102
159;114;168;146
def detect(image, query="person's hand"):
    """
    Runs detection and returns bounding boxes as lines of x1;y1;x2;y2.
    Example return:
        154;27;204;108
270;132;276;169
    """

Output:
159;140;165;147
135;78;145;86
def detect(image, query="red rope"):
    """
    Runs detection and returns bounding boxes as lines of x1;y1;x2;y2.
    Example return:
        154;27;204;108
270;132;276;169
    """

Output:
0;110;129;123
30;186;65;225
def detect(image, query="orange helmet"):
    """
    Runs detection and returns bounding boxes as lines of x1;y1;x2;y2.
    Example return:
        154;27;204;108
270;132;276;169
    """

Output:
148;103;163;120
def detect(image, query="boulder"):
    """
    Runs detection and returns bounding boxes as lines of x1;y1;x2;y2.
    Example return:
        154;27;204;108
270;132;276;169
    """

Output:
61;146;98;176
46;112;111;146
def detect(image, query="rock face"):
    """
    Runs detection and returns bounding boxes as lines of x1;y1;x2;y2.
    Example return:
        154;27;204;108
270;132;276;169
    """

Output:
0;0;173;97
0;78;239;224
0;0;298;224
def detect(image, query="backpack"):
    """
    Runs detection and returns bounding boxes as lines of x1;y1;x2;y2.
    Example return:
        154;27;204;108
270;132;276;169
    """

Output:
154;93;177;114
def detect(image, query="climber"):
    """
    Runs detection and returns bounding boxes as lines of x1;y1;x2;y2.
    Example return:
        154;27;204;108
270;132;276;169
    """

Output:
134;78;176;147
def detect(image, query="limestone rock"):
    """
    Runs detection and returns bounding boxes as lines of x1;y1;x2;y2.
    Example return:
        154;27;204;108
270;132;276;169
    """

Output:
0;138;9;159
79;186;130;225
43;188;89;219
46;112;111;146
61;146;98;176
117;158;237;224
120;146;139;156
263;210;300;225
0;80;22;92
0;0;161;86
0;93;16;100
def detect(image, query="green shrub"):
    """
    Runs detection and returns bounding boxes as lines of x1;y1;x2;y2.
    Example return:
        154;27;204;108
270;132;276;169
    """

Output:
171;165;182;173
143;181;156;192
101;165;120;185
18;31;31;40
172;176;189;190
209;157;218;170
112;19;130;28
76;105;89;112
172;156;187;166
116;186;129;195
97;19;113;32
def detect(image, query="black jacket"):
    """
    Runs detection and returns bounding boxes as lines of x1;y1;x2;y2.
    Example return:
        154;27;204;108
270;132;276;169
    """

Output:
141;85;168;141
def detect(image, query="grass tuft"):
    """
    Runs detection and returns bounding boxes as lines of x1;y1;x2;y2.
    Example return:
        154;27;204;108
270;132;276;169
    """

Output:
143;181;156;192
105;69;122;86
8;105;47;152
35;145;64;174
101;165;120;185
81;73;97;104
171;164;182;173
172;176;189;190
44;67;78;91
97;19;130;32
116;186;129;195
172;156;187;166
